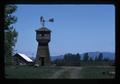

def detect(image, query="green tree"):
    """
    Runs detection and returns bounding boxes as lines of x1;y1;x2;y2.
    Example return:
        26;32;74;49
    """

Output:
64;53;72;66
103;57;110;62
75;53;81;65
98;53;103;61
89;57;93;61
95;56;98;61
83;53;89;61
64;53;81;66
76;53;81;61
5;4;18;65
55;59;64;66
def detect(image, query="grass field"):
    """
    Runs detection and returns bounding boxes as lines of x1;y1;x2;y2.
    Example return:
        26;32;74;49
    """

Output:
5;66;62;79
5;65;115;79
80;66;115;79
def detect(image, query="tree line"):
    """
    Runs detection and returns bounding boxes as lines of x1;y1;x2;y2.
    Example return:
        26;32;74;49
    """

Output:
53;53;113;66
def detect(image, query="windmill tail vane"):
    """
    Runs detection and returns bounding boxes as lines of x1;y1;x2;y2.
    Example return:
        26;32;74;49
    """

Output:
49;18;54;22
40;16;54;27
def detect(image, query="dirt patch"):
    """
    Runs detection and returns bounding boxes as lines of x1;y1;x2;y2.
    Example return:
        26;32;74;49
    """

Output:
49;67;68;79
49;66;82;79
68;67;82;79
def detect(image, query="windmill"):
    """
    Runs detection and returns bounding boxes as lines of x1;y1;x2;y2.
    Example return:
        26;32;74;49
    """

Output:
35;16;54;66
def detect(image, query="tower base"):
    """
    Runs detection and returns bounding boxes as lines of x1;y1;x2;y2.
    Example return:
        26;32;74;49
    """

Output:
35;44;51;66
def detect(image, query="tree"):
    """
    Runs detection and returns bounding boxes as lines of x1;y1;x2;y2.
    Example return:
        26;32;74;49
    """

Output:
5;4;18;65
75;53;81;65
103;57;110;62
64;53;81;66
89;57;93;61
64;53;72;66
76;53;81;61
5;5;17;29
98;53;103;61
83;53;89;61
95;56;98;61
55;59;64;66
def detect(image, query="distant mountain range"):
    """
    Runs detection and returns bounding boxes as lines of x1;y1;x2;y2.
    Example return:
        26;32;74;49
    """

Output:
50;52;115;61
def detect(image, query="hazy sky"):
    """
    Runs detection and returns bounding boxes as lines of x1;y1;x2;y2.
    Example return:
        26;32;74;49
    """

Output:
13;4;115;57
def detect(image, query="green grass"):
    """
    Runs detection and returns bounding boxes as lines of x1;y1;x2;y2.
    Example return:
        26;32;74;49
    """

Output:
5;65;115;79
5;65;62;79
80;66;115;79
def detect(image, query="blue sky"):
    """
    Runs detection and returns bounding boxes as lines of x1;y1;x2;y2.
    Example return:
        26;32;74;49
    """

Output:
13;4;115;57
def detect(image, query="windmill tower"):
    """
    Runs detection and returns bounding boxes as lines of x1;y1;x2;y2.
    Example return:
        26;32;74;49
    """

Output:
35;16;54;66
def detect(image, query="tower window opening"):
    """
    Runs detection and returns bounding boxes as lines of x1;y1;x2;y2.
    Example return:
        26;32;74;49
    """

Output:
40;33;44;36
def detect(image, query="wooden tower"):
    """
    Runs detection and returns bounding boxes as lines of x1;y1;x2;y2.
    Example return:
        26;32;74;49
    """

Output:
35;16;53;66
